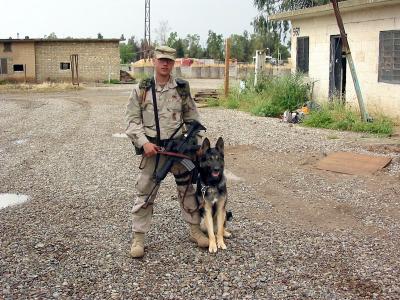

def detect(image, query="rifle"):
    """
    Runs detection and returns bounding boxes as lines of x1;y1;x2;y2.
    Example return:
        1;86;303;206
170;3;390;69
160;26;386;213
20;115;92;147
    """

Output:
145;120;206;204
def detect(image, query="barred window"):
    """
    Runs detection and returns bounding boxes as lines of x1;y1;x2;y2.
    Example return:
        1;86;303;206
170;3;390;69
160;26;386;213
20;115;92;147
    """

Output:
297;37;309;74
60;62;71;70
378;30;400;84
13;64;24;72
0;58;7;74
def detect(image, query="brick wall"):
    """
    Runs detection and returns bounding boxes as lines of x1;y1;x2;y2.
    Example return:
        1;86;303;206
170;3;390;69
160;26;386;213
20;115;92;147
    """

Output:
0;41;36;82
35;41;120;82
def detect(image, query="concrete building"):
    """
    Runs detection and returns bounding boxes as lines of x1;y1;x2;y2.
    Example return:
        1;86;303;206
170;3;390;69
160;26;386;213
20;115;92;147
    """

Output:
270;0;400;118
0;38;120;83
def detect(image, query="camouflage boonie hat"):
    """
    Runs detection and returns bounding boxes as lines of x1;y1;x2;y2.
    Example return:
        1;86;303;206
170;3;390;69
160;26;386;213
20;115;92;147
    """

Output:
154;45;176;61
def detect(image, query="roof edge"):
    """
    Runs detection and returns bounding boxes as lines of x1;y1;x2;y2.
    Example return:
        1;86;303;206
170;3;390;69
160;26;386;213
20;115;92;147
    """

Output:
0;38;121;43
269;0;400;21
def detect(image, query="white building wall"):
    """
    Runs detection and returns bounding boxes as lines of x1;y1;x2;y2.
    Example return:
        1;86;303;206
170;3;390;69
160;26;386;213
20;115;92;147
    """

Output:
291;4;400;118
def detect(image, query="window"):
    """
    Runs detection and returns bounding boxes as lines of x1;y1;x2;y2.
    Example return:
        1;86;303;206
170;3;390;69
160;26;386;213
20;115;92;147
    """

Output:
296;36;309;73
3;42;12;52
13;64;24;72
60;62;71;70
0;58;7;74
378;30;400;84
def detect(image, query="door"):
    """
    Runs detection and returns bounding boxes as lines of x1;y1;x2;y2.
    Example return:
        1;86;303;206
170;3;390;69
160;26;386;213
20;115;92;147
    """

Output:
329;35;347;102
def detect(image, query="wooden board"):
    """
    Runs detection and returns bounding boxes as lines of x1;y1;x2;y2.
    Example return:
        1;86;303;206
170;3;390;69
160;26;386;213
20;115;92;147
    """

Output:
316;152;392;175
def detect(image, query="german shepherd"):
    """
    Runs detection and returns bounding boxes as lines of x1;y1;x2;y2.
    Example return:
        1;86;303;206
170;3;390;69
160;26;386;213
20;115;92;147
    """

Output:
197;137;231;253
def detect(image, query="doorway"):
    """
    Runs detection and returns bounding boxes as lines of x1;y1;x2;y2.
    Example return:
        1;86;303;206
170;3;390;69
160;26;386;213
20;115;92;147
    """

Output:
329;35;347;102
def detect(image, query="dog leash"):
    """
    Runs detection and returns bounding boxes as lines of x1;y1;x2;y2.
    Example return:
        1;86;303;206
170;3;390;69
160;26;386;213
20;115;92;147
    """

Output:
156;148;192;160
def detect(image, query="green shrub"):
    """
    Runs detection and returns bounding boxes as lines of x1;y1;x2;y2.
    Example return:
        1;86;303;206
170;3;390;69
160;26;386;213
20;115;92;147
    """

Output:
223;73;311;117
206;98;220;107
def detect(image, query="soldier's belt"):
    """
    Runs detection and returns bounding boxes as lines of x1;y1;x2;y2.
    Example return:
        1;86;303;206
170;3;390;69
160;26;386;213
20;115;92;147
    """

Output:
146;135;183;147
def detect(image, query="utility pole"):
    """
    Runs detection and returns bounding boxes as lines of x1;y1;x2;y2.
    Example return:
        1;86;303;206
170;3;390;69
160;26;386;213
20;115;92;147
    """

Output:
144;0;151;60
330;0;370;122
224;38;231;97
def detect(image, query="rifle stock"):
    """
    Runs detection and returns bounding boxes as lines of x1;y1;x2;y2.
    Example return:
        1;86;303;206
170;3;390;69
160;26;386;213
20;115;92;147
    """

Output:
154;120;206;183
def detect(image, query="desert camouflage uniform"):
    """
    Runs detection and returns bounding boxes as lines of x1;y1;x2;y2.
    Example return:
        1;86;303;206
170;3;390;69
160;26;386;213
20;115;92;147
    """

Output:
125;75;201;233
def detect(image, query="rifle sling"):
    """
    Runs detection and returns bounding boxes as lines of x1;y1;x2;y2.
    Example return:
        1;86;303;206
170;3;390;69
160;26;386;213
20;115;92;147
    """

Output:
151;78;161;175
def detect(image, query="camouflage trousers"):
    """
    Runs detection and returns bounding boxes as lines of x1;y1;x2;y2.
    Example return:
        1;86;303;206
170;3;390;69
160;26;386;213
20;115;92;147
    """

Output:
131;154;201;233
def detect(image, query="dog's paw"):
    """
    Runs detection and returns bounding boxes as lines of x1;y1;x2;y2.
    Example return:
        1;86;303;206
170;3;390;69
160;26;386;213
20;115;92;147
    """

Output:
223;230;232;238
209;241;218;253
217;238;227;250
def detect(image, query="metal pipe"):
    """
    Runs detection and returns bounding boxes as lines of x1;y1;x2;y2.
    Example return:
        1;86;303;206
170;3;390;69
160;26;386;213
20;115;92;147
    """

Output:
330;0;370;122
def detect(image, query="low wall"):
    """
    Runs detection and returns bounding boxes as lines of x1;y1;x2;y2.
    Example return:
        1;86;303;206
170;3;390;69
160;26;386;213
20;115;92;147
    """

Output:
131;64;291;79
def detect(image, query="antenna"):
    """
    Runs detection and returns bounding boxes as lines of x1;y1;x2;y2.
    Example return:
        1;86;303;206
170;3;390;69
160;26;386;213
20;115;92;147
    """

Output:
144;0;151;59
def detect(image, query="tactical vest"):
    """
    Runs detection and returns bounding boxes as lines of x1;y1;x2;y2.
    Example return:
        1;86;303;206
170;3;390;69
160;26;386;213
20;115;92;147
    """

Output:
138;77;190;105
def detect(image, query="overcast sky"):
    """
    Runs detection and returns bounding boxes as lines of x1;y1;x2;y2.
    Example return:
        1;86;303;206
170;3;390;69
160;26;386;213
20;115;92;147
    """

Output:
1;0;261;44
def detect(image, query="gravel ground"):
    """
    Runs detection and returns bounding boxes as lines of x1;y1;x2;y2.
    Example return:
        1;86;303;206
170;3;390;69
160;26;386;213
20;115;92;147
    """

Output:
1;84;400;299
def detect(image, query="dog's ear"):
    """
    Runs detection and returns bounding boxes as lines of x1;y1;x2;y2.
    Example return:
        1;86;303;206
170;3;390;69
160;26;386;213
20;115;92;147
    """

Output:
215;137;224;154
201;138;210;154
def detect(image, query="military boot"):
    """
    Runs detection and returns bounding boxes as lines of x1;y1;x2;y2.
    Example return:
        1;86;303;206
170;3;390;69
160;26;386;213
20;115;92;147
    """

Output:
189;224;209;248
130;232;145;258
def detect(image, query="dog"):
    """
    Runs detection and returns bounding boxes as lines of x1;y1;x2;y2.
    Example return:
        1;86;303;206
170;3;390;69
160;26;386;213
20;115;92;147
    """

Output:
196;137;231;253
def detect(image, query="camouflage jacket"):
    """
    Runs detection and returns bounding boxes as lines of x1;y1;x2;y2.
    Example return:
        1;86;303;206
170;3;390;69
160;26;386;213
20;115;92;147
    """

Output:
125;75;200;148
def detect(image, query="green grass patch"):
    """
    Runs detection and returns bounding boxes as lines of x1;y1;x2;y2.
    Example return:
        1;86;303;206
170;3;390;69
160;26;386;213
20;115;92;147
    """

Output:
302;103;394;135
206;98;220;107
223;73;311;117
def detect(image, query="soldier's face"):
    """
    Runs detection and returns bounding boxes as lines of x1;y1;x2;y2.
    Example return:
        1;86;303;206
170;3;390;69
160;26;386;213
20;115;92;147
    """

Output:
153;58;174;77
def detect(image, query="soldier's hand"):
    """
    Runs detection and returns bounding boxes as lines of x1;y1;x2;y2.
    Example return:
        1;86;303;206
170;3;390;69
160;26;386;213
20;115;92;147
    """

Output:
143;142;159;157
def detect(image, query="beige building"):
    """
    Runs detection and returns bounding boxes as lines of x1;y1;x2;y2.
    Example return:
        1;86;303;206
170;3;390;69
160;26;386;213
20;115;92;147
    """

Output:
0;38;120;83
271;0;400;119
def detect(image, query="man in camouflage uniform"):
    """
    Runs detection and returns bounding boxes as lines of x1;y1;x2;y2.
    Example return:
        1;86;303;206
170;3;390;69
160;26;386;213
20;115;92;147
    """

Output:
125;46;209;258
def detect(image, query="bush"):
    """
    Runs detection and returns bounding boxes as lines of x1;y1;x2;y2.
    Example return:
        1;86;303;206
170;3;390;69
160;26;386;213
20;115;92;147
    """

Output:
223;73;311;117
206;98;220;107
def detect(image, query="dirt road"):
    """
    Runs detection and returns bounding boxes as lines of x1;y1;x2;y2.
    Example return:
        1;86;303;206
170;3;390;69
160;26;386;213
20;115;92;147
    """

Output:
1;83;399;299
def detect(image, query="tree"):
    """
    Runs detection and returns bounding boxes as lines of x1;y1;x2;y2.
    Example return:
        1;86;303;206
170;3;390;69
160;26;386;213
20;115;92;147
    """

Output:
206;30;224;61
154;20;171;45
166;32;178;48
46;32;57;39
185;34;203;58
120;34;126;41
230;33;251;62
166;32;187;58
273;43;290;60
97;33;104;39
120;36;141;64
252;0;330;47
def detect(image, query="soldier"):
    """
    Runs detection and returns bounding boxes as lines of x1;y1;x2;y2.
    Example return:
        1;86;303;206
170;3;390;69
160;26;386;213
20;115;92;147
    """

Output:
125;46;209;258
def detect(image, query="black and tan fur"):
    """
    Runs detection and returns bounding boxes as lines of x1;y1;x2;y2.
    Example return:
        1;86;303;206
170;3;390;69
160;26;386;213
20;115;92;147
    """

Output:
197;137;231;253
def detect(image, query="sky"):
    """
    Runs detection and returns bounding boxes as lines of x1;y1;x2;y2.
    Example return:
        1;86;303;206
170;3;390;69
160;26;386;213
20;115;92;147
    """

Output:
1;0;261;44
